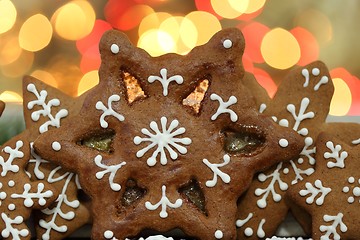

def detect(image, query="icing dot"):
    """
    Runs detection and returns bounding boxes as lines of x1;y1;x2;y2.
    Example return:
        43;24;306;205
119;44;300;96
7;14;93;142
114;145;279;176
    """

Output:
52;141;61;151
214;230;223;239
8;180;15;187
223;39;232;49
343;186;350;193
0;192;6;200
8;204;15;211
244;227;253;236
104;230;114;239
297;158;304;164
348;177;355;184
353;187;360;197
312;68;320;76
283;168;289;174
279;138;289;148
348;196;355;204
110;44;119;54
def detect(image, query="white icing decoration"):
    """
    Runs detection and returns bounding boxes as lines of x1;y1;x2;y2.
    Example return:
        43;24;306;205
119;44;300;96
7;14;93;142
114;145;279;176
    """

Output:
52;141;61;151
11;183;53;207
236;212;253;227
202;154;231;187
244;228;253;237
352;138;360;145
8;180;15;187
286;97;314;136
255;162;288;208
236;214;266;238
0;183;6;206
299;180;331;205
110;44;119;54
215;230;223;239
1;213;29;240
324;141;348;169
8;203;15;211
259;103;267;113
223;39;232;49
130;236;174;240
210;93;238;122
319;213;347;240
27;83;68;133
0;140;23;177
104;230;114;239
96;94;125;128
145;185;182;218
94;155;126;191
279;139;288;148
134;117;192;166
28;142;49;179
39;171;80;240
257;219;266;238
343;177;360;204
301;68;329;91
148;68;184;96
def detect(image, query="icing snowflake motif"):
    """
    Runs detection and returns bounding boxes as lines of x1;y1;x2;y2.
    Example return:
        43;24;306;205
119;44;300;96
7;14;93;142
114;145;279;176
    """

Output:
210;93;238;122
27;142;49;179
342;177;360;204
1;213;29;240
286;97;315;136
134;117;192;166
236;213;266;238
27;83;69;133
0;140;24;177
94;155;126;191
96;94;125;128
11;182;53;207
324;141;348;169
145;185;182;218
301;67;329;91
255;163;288;208
299;180;332;205
39;169;80;240
319;213;347;240
148;68;184;96
202;154;231;187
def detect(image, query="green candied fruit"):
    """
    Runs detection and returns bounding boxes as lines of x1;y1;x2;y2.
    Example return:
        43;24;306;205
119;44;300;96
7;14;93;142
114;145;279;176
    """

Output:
122;179;146;206
83;137;113;152
223;129;265;154
179;180;207;215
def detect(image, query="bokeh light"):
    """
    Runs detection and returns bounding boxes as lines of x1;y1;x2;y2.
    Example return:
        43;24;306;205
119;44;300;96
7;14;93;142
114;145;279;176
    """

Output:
78;70;99;96
138;29;176;56
0;35;22;66
240;22;269;63
31;70;58;88
329;77;352;116
19;14;52;52
291;27;319;66
114;4;154;31
1;50;34;78
138;12;172;37
0;91;23;103
244;0;266;14
211;0;248;19
261;28;300;69
53;0;95;41
0;0;17;34
253;68;277;98
195;0;221;19
242;54;254;73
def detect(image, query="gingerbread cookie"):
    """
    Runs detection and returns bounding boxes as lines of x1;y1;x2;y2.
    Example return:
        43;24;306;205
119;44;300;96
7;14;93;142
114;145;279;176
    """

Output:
0;101;4;116
22;76;91;239
287;131;360;239
236;61;335;238
34;28;303;239
0;129;57;239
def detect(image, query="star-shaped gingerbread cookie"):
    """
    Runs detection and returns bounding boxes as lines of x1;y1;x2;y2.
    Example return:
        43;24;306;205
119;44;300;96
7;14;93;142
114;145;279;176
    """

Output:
236;61;339;238
287;131;360;239
33;28;303;239
22;76;91;240
0;101;4;116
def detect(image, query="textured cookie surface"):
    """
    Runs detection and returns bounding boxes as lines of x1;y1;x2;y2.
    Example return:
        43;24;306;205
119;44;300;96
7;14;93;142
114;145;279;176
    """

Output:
34;28;303;239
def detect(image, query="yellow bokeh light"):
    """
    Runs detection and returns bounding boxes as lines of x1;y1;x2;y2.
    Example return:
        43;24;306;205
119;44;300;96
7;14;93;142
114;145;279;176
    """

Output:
0;91;23;103
261;28;300;69
77;70;99;96
53;0;95;41
244;0;266;14
1;50;34;77
0;35;22;66
185;11;221;46
138;29;176;57
19;14;53;52
0;0;17;34
31;70;58;88
138;12;172;37
329;78;352;116
211;0;248;19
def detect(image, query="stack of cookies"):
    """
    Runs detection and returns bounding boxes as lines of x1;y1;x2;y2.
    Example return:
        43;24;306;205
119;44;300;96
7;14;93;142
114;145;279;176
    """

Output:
0;28;359;240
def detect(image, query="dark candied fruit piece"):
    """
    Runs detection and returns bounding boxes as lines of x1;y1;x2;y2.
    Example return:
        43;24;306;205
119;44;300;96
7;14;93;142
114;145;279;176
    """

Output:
79;129;115;153
122;179;146;206
182;79;209;114
179;179;207;215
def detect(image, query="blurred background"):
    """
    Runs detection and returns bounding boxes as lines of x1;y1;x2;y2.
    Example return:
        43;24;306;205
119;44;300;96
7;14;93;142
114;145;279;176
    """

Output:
0;0;359;142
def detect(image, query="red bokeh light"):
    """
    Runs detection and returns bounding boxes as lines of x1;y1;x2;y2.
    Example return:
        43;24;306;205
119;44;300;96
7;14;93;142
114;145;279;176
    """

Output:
253;67;277;98
194;0;222;19
242;53;254;73
291;27;319;66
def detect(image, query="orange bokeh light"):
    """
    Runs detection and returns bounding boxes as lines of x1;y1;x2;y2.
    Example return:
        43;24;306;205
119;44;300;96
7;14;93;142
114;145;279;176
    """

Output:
253;68;277;98
291;27;319;66
240;22;269;63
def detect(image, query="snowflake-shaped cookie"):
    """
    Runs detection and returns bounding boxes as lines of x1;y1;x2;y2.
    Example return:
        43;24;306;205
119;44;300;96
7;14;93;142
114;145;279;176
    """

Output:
236;62;336;238
22;76;91;240
287;132;360;239
33;28;303;239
